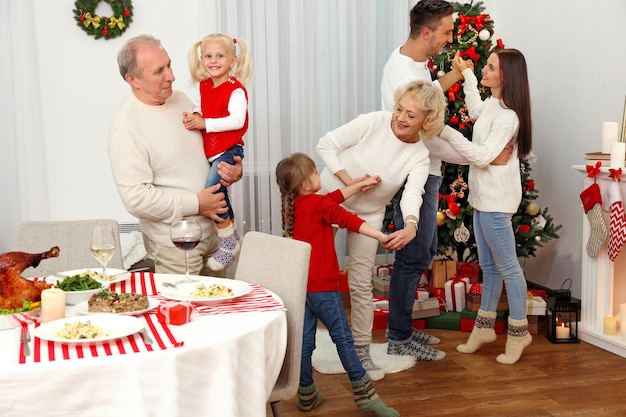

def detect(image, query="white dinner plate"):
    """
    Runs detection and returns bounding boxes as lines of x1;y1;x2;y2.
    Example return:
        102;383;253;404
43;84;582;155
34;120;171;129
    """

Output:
57;268;131;286
160;277;252;306
34;314;143;344
74;297;160;316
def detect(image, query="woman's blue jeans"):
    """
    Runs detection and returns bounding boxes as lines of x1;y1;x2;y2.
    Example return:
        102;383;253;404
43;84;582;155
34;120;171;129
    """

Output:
300;291;366;387
473;210;527;320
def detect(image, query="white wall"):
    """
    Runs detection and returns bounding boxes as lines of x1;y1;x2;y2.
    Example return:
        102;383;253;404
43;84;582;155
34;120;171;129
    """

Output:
2;0;625;298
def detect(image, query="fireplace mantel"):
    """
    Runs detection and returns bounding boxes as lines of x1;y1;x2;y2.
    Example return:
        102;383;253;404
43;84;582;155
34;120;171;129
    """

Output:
573;164;626;357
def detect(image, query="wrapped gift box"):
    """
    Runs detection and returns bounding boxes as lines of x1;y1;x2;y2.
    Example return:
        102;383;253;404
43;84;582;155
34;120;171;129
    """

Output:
157;302;192;325
373;297;389;311
528;314;546;335
426;311;461;330
373;308;389;330
444;276;471;312
466;293;508;312
411;298;440;319
372;274;390;297
460;308;507;334
456;262;481;284
372;264;393;278
527;293;547;315
412;318;427;329
416;284;430;301
431;260;456;289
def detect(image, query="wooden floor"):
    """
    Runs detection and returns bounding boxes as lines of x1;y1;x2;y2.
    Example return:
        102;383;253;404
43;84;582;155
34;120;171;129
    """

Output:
269;319;626;416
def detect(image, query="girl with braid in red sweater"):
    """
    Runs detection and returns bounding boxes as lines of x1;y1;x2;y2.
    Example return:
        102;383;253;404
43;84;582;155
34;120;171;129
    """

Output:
184;33;252;271
276;153;399;417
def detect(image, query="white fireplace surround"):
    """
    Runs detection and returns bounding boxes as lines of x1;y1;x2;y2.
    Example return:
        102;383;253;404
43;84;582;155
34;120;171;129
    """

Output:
573;165;626;358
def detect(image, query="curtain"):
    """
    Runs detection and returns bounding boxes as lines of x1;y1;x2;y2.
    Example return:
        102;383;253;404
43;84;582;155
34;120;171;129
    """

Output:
199;0;411;237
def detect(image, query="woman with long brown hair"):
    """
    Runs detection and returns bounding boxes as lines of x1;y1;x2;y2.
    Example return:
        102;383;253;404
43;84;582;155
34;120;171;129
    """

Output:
441;48;533;364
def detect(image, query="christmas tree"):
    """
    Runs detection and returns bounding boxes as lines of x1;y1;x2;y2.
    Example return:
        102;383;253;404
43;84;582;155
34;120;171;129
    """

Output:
431;1;561;262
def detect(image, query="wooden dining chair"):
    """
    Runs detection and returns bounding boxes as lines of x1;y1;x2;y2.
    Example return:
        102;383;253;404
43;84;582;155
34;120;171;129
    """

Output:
234;231;311;417
13;219;125;278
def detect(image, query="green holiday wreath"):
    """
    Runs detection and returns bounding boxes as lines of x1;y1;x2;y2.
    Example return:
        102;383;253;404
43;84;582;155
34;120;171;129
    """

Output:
73;0;133;40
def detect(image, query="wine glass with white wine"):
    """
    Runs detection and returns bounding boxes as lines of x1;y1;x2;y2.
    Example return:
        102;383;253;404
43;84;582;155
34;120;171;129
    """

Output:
90;224;116;281
170;218;202;284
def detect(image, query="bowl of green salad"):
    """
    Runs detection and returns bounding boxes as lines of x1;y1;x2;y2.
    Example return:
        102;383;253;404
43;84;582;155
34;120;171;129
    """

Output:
56;273;105;305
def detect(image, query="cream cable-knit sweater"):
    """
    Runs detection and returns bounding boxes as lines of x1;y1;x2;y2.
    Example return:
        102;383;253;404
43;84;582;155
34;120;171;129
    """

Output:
440;68;522;213
108;91;215;247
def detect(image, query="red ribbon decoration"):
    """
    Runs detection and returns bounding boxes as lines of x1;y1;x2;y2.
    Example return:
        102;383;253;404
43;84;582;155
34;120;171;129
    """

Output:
457;14;491;35
460;45;480;62
438;193;461;219
447;82;462;102
496;38;505;49
609;168;622;182
586;161;602;179
448;275;469;311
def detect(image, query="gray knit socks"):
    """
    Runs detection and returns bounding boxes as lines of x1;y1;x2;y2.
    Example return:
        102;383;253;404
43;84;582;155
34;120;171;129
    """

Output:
355;344;385;381
457;308;497;354
297;383;324;411
351;375;399;417
496;317;532;364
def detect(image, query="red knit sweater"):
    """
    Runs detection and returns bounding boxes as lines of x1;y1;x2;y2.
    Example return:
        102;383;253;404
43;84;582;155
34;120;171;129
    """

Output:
199;77;248;157
292;190;365;293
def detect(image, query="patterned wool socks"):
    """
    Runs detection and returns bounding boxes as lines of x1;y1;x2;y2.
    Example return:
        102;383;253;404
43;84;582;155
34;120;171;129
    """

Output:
297;383;324;411
355;344;385;381
207;222;241;270
410;328;440;345
387;338;446;360
496;317;532;365
457;308;497;354
351;375;399;417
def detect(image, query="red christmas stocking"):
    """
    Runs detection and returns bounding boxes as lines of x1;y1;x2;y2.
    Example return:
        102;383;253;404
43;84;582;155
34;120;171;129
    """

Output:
580;183;608;258
608;181;626;261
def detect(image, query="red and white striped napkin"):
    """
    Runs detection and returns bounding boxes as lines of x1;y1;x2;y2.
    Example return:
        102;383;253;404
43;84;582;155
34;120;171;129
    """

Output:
192;283;286;315
110;272;158;295
17;313;182;364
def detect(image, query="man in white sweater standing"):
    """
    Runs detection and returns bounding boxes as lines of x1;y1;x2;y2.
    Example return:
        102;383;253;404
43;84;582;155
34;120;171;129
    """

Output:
108;35;242;276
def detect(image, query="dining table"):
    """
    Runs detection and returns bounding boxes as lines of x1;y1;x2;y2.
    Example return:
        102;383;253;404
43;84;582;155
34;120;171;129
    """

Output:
0;272;287;417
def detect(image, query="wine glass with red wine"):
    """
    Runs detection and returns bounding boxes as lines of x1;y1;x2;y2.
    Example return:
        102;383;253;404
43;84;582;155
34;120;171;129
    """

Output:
170;218;202;283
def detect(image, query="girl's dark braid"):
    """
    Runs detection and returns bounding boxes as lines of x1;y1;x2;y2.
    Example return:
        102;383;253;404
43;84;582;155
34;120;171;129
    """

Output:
282;193;296;238
275;152;316;238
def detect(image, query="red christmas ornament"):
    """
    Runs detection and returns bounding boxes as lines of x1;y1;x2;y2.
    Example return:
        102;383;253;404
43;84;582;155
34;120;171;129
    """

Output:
387;223;395;232
449;115;460;125
124;9;131;17
517;224;531;234
102;28;109;36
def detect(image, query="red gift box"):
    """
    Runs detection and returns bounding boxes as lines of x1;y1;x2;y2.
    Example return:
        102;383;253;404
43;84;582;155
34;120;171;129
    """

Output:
157;302;192;325
456;262;481;284
373;309;389;330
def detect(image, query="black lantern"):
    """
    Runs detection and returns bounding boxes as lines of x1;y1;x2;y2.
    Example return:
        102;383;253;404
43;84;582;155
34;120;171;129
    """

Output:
546;296;580;344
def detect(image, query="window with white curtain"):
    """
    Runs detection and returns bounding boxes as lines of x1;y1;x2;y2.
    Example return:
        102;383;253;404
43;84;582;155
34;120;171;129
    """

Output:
203;0;412;236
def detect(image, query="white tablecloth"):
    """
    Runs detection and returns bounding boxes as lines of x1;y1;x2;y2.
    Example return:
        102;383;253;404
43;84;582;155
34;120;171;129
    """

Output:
0;273;287;417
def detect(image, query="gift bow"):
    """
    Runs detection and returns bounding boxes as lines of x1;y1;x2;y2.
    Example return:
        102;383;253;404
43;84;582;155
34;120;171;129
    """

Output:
586;161;602;179
496;39;505;49
438;193;461;219
108;15;126;30
609;168;622;182
457;14;491;34
82;12;101;29
458;263;476;278
447;83;462;102
460;45;480;62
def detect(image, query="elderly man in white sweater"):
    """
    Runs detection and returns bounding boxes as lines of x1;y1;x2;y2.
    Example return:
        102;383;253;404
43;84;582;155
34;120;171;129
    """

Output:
108;35;242;276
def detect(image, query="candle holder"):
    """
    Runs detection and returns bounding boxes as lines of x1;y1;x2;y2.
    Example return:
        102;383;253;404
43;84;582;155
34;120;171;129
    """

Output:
546;296;580;344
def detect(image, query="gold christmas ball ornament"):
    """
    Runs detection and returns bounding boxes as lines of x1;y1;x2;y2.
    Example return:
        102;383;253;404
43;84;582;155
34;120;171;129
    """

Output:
525;201;540;216
436;210;446;226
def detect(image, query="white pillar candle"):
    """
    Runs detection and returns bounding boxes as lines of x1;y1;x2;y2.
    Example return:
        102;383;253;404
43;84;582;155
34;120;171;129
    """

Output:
603;122;619;153
556;322;570;339
610;142;625;168
604;315;618;335
41;288;66;323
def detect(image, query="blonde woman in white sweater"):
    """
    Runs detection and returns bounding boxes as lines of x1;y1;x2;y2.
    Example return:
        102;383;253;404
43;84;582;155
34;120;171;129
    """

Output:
316;80;447;380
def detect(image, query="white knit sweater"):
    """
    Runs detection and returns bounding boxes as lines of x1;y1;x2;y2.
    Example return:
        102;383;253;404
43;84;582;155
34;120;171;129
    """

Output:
108;91;214;246
439;68;522;213
317;111;430;220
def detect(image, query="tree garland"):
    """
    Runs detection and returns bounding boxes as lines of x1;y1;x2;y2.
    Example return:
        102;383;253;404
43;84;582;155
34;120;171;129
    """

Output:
73;0;133;40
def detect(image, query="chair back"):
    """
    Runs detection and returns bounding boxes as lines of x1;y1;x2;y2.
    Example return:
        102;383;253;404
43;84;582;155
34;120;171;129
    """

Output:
13;219;125;277
234;231;311;415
